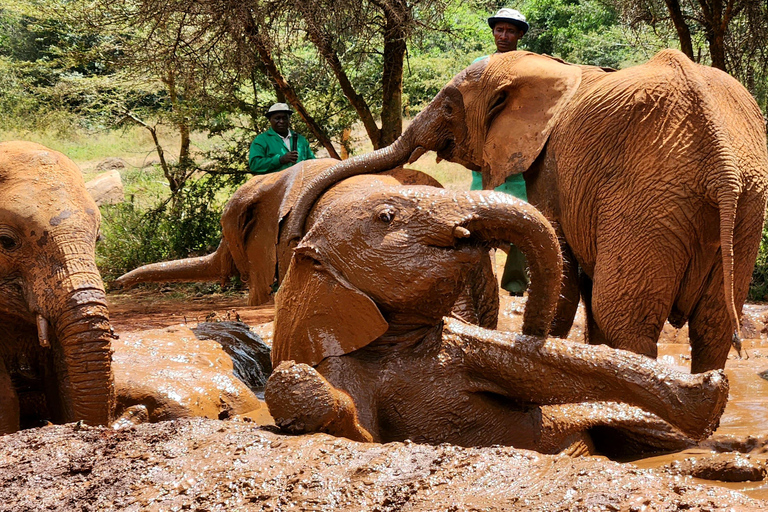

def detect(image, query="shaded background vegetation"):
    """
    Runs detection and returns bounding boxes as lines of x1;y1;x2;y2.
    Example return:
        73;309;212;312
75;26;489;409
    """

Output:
1;0;767;297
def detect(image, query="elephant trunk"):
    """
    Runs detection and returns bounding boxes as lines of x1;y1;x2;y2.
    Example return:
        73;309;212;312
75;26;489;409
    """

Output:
29;237;115;427
114;241;235;289
282;128;418;244
51;288;115;425
462;191;563;337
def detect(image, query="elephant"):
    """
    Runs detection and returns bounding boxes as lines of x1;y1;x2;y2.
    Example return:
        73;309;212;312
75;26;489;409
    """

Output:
115;159;499;328
265;186;729;454
0;141;114;435
279;49;768;373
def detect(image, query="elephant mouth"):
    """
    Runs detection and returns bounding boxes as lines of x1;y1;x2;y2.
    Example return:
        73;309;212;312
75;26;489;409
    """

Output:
436;140;480;172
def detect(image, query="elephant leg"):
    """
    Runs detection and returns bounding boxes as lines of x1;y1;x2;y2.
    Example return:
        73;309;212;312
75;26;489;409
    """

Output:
450;319;728;441
265;360;374;443
579;272;609;346
688;206;763;373
549;236;580;338
542;402;694;458
0;358;20;435
590;233;687;358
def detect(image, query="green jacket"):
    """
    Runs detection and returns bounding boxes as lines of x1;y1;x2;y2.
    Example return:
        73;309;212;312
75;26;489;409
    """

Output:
248;128;315;174
470;171;527;201
469;54;527;201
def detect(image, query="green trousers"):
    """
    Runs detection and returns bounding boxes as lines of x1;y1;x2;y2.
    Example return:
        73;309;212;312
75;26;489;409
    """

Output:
471;171;529;295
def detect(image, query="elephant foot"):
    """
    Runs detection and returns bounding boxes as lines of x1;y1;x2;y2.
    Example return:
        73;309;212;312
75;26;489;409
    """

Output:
670;369;729;441
111;404;150;430
265;361;373;443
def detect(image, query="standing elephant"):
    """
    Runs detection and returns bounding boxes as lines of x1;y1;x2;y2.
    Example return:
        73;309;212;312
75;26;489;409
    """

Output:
0;141;114;435
115;159;499;328
265;186;729;453
281;49;768;373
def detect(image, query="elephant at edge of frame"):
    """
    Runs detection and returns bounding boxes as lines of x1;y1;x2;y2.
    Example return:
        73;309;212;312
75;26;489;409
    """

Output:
277;49;768;373
264;185;729;455
115;158;500;329
0;141;114;435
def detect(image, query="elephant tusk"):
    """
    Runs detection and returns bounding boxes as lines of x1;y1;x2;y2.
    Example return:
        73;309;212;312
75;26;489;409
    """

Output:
37;314;51;348
407;146;427;164
453;226;471;238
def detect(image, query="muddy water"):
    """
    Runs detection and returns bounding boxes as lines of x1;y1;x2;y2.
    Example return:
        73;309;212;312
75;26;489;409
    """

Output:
498;296;768;500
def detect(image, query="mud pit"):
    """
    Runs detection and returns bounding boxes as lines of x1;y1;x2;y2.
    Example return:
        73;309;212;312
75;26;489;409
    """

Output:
1;288;768;510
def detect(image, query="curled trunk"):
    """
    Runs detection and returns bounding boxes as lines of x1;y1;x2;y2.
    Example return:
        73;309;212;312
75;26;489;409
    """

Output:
463;191;563;337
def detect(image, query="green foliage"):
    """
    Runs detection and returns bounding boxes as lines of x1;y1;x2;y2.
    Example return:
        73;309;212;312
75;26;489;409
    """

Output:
749;224;768;302
96;173;241;283
518;0;633;68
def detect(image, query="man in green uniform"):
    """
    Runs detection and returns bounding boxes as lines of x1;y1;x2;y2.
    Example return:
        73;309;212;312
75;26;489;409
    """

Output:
249;103;315;174
472;8;530;295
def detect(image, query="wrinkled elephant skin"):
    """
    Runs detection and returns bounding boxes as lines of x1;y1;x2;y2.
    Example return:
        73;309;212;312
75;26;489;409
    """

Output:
285;50;768;374
265;187;729;455
0;141;114;434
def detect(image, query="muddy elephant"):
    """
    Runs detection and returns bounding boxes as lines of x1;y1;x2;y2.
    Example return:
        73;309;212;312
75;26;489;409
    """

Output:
281;50;768;373
265;186;729;453
0;141;114;435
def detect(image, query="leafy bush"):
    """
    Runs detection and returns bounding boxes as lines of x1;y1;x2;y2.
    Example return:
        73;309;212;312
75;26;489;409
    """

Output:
96;173;241;284
749;223;768;302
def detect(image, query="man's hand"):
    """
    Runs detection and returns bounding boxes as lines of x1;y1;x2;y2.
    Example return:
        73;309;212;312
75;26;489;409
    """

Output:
279;151;299;165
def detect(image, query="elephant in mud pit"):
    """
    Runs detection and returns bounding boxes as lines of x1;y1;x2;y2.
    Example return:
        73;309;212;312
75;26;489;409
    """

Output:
281;50;768;373
116;159;499;328
265;186;729;455
0;141;114;435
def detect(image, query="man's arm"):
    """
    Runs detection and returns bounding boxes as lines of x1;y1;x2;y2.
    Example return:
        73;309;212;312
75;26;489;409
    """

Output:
249;135;285;174
298;136;316;161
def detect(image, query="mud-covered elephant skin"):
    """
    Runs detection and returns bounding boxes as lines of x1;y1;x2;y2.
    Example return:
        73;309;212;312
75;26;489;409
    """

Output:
265;187;729;454
282;50;768;373
116;159;499;328
0;141;114;435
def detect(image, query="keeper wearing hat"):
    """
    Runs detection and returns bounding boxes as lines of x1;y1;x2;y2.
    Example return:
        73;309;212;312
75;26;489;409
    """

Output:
248;102;315;174
471;7;531;296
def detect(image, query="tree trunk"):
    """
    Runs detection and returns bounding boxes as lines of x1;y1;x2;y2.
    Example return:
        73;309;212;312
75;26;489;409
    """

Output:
663;0;694;60
297;5;384;150
379;3;408;147
242;10;340;159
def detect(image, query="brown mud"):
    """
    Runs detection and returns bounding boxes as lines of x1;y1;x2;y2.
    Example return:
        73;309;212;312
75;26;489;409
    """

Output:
0;287;767;509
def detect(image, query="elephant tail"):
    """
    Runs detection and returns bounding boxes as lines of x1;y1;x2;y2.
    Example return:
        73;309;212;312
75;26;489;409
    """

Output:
717;188;742;344
114;240;236;289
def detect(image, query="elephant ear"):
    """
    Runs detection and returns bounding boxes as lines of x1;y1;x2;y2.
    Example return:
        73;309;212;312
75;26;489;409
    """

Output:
272;245;389;368
221;172;295;305
482;52;582;189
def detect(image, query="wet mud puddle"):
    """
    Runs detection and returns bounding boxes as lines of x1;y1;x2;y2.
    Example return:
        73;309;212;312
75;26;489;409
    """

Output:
635;336;768;500
497;298;768;500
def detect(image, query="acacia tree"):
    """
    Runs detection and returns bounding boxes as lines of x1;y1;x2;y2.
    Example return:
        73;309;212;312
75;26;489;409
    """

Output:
611;0;768;76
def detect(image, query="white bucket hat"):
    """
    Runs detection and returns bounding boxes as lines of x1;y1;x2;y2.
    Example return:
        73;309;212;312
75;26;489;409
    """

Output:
266;102;294;117
488;8;529;34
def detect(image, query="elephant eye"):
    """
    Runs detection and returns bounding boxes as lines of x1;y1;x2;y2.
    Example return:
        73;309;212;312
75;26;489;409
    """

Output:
376;208;396;224
0;228;20;252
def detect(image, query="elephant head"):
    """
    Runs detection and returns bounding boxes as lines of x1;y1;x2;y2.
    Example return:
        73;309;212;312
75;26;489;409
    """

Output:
272;186;563;367
280;52;582;245
0;141;114;434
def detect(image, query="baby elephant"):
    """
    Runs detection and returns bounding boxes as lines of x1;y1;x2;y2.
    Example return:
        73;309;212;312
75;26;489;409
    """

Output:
265;187;729;453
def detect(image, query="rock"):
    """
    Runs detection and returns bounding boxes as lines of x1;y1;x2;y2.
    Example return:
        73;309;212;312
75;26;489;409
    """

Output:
85;170;124;206
665;452;766;482
94;157;128;172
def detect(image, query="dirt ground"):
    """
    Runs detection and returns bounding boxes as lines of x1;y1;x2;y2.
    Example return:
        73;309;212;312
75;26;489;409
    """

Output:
1;286;768;510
